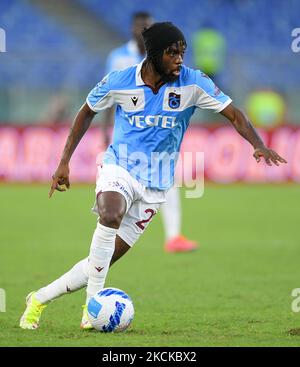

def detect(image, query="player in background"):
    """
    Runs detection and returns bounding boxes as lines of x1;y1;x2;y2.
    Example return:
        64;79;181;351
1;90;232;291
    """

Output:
103;12;198;253
20;22;286;330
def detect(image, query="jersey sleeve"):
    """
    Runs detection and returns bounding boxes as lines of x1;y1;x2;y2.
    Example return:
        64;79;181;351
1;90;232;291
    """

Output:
86;73;114;113
194;70;232;113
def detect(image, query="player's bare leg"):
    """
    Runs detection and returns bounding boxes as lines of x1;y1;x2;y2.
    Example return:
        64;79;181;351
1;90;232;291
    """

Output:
110;235;131;265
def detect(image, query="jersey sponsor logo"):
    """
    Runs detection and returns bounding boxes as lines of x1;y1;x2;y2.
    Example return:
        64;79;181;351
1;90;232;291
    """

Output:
168;92;181;109
125;114;177;129
131;96;138;106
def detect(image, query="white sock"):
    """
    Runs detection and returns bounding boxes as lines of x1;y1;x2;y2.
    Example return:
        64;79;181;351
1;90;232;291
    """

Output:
86;222;117;303
35;257;89;304
160;186;181;241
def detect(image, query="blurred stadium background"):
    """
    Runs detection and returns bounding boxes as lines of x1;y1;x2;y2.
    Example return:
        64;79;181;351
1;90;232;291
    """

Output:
1;0;300;121
1;0;300;347
0;0;300;183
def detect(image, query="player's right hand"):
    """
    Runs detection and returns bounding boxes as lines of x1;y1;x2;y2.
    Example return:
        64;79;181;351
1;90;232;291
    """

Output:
49;164;70;198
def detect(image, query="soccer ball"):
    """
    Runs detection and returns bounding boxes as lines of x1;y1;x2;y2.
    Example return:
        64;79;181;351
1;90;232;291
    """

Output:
87;287;134;332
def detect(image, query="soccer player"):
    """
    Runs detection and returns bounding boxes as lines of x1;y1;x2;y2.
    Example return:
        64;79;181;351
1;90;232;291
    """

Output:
20;22;286;330
103;12;198;253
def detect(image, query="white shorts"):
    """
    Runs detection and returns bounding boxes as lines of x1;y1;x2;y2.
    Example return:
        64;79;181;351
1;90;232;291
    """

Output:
92;164;167;247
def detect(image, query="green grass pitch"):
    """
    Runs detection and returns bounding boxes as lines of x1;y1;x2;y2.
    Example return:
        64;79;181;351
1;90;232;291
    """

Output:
0;183;300;346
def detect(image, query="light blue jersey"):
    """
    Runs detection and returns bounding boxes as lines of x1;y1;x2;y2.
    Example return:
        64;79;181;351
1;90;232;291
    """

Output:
87;60;232;190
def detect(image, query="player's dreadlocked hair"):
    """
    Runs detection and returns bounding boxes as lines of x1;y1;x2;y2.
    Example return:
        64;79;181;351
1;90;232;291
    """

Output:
141;22;187;75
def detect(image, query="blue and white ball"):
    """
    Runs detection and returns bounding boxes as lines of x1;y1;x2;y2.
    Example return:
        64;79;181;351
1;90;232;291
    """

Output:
87;287;134;332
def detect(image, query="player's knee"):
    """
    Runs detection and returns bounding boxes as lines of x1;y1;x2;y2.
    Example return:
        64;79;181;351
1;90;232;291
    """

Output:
98;208;123;229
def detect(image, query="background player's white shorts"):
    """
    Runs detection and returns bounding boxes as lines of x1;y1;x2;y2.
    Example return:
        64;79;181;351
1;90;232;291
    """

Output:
92;164;167;247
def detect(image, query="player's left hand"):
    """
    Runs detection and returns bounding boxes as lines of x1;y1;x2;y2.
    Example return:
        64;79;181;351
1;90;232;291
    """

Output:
253;146;287;166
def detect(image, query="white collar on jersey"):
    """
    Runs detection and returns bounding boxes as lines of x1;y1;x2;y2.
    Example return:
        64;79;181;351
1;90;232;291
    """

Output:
135;58;146;86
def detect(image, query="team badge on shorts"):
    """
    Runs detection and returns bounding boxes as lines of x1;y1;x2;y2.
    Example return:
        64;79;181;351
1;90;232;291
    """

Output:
168;92;181;109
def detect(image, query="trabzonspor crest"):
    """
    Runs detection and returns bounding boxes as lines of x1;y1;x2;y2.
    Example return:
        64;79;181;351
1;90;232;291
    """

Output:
168;92;181;109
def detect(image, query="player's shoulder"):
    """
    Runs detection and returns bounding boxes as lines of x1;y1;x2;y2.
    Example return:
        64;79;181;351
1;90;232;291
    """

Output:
107;64;137;89
179;65;210;86
179;65;231;107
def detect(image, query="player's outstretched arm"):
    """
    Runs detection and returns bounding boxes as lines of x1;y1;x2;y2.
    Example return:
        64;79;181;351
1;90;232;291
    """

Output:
49;103;97;198
220;103;287;166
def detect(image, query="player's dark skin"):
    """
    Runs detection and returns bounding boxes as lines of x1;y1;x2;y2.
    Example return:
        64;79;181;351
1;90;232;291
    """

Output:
49;42;287;267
